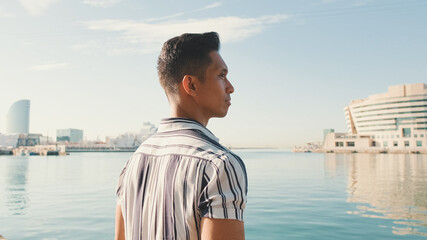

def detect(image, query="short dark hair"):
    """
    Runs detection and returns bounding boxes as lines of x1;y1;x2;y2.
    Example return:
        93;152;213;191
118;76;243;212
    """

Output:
157;32;220;93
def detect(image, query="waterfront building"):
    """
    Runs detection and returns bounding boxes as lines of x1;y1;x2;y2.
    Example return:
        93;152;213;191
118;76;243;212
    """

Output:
39;136;53;145
323;133;374;152
6;99;30;134
0;133;19;149
324;83;427;153
17;134;42;147
323;129;334;140
56;128;83;143
107;122;157;148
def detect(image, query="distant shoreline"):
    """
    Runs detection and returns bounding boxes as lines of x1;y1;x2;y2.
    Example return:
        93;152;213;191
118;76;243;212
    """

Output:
66;149;136;153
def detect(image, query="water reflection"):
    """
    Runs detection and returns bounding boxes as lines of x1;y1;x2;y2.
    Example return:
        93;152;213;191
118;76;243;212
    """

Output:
325;154;427;237
5;156;30;215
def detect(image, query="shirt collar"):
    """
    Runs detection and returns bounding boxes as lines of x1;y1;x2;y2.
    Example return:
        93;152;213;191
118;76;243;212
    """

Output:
158;118;220;142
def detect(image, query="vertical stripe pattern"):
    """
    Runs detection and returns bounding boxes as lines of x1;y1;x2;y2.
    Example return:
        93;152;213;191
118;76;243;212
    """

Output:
116;118;247;240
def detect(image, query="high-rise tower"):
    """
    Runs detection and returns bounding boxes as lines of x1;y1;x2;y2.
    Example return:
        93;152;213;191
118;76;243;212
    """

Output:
6;99;30;134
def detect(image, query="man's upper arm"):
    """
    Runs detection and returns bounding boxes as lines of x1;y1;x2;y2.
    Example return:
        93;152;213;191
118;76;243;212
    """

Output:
115;204;125;240
200;217;245;240
198;154;247;239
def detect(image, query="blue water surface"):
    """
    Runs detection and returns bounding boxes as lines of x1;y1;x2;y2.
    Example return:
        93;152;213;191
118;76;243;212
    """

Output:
1;151;426;239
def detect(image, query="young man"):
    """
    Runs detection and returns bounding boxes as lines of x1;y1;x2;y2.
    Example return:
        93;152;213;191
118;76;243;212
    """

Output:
115;32;247;240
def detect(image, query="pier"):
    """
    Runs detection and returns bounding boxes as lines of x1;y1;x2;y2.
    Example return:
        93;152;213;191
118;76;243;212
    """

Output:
12;145;66;156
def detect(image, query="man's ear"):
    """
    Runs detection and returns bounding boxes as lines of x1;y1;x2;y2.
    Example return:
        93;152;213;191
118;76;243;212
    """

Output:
182;75;198;96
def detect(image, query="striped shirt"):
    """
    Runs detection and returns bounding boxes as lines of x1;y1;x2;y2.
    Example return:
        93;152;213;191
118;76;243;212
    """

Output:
116;118;248;240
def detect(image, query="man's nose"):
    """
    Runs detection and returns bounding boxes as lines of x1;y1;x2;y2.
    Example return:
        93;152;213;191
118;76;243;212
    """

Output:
226;79;234;94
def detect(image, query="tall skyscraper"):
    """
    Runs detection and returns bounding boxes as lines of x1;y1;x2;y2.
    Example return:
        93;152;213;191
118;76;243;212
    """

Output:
6;99;30;134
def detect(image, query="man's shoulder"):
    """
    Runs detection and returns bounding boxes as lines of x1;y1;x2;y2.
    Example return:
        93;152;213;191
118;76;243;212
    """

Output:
208;149;245;170
133;129;232;161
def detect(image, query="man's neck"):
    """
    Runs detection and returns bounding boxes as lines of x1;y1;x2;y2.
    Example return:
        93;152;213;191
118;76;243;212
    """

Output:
169;105;209;127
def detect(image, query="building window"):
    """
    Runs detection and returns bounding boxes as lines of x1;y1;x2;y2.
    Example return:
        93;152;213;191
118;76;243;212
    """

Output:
396;135;400;138
422;134;425;138
383;141;388;147
403;128;411;138
393;141;398;147
404;141;410;147
347;142;355;147
417;141;422;147
414;134;418;138
391;135;394;138
335;142;344;147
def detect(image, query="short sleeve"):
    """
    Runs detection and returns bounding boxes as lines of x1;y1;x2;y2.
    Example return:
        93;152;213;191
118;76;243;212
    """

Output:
198;155;247;221
116;161;128;206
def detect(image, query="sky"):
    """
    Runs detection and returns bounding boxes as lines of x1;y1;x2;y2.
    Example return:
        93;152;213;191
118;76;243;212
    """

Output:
0;0;426;148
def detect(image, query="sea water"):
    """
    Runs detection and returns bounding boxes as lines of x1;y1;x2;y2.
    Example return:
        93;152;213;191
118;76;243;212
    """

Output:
0;150;426;239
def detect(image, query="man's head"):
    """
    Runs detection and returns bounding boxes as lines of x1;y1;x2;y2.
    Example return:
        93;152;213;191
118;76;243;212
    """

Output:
157;32;220;94
157;32;234;126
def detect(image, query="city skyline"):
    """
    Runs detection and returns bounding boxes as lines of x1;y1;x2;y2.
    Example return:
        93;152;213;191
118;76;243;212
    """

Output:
1;0;427;148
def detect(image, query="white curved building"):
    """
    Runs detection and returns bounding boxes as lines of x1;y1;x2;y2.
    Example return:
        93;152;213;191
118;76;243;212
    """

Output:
344;83;427;150
6;99;30;134
323;83;427;153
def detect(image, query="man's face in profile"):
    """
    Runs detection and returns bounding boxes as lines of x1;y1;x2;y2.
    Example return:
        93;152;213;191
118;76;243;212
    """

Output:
194;51;235;119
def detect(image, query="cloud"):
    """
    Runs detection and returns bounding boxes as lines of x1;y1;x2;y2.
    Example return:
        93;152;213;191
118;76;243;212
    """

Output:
321;0;339;3
193;2;222;12
145;13;185;22
320;0;369;6
18;0;58;16
78;14;289;55
82;0;123;8
31;62;69;71
145;3;222;22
